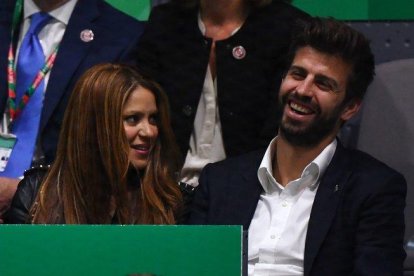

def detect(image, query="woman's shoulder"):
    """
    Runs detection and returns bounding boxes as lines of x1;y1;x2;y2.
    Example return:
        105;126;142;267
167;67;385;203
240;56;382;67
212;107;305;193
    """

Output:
252;1;310;23
4;166;50;224
23;165;50;181
148;1;197;22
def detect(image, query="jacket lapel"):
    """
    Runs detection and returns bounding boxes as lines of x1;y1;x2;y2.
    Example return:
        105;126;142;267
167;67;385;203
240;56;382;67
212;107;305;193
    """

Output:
225;151;264;229
40;0;99;131
304;143;352;275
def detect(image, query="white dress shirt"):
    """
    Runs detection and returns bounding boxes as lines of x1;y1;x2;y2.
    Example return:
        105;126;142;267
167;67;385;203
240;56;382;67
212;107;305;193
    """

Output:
248;137;337;275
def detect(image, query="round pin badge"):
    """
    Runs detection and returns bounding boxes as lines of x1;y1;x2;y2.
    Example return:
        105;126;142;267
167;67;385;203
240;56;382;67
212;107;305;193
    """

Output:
80;29;94;42
232;45;246;60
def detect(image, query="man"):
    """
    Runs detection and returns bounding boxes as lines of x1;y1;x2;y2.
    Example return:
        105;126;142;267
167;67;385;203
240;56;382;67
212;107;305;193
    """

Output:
188;17;407;275
0;0;144;220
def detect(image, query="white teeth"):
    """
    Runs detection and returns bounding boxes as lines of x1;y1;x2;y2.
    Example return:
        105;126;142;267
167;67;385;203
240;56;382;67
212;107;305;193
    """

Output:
290;102;312;114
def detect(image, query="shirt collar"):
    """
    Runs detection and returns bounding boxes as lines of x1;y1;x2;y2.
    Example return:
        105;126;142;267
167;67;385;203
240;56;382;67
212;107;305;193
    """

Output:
24;0;78;25
309;138;337;187
257;137;337;194
257;137;277;193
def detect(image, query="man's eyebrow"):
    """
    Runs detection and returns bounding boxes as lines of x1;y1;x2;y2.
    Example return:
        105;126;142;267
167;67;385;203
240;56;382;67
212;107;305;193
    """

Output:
288;65;306;72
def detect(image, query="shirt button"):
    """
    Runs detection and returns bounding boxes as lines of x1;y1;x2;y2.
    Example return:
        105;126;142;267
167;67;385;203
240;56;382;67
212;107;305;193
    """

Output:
182;105;193;117
282;201;288;207
270;235;275;239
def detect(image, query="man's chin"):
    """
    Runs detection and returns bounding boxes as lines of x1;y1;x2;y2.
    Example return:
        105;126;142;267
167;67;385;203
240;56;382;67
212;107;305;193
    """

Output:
279;124;329;148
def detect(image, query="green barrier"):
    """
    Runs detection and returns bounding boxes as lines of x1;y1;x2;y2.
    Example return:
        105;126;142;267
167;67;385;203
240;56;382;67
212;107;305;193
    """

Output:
105;0;414;21
292;0;414;20
105;0;150;21
0;225;243;276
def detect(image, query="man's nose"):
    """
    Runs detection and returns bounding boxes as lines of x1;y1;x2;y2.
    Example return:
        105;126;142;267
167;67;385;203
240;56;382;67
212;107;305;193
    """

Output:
295;77;314;97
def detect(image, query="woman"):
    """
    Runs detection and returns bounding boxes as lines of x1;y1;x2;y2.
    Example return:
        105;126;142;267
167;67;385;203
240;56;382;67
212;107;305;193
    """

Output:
136;0;309;186
5;63;186;224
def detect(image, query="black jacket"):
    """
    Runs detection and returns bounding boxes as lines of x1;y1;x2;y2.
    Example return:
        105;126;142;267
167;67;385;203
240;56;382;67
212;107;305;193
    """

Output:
5;167;195;224
4;166;48;223
188;142;407;275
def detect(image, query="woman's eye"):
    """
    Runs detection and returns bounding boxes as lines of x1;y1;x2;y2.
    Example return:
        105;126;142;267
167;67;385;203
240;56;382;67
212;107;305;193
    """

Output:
149;115;158;125
288;70;305;80
124;115;139;125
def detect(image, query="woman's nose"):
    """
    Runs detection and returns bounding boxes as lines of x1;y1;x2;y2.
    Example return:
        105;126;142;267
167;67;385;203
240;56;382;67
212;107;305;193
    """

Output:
138;121;157;138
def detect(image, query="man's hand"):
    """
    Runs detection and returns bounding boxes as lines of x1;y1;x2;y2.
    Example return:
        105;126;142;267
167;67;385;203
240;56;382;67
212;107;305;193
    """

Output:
0;177;20;223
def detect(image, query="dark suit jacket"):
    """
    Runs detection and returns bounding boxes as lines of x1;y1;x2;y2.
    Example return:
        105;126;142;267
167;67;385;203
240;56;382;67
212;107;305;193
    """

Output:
0;0;144;164
136;1;309;158
188;142;407;276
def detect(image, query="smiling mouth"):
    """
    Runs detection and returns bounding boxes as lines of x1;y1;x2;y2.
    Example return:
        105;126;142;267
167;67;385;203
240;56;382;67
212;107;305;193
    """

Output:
289;101;314;115
131;144;151;152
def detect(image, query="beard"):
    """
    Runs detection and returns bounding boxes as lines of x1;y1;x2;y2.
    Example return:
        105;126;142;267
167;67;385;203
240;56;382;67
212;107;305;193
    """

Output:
278;92;344;148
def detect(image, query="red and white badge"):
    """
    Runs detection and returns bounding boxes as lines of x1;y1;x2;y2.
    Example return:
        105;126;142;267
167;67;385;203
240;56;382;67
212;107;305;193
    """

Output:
80;29;94;42
232;45;246;60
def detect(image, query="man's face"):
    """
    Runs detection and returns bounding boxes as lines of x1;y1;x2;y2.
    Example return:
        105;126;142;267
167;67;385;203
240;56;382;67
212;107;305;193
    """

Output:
278;46;358;147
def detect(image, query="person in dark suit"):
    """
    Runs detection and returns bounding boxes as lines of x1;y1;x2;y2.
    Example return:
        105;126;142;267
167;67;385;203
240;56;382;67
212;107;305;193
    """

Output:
188;17;407;275
0;0;144;221
136;0;309;187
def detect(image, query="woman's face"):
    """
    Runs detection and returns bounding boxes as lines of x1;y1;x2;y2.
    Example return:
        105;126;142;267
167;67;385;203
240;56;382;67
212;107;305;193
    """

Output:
123;87;159;170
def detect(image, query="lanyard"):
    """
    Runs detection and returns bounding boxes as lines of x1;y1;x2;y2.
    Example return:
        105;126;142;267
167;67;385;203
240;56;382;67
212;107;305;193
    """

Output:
7;0;59;122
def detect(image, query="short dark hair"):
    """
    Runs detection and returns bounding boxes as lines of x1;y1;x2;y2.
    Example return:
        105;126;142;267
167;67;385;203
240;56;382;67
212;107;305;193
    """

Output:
286;17;375;101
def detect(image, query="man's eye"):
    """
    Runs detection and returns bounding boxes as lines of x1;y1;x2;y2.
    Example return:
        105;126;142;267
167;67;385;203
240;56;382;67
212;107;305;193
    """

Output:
316;81;332;91
315;79;337;92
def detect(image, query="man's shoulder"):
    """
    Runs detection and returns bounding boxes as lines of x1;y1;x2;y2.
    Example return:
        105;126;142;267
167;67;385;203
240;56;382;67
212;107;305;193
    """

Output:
66;0;145;47
77;0;144;34
337;145;405;181
99;1;144;25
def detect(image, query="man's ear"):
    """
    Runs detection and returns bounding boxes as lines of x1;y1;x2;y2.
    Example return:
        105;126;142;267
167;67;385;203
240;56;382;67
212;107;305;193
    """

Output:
341;98;361;121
